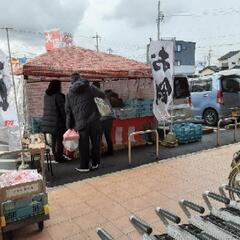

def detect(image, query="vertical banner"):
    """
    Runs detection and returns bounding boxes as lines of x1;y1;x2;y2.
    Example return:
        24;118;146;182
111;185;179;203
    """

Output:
44;29;61;51
149;40;174;121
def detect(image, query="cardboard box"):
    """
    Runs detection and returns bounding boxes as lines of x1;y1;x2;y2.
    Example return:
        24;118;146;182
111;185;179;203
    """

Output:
0;180;43;203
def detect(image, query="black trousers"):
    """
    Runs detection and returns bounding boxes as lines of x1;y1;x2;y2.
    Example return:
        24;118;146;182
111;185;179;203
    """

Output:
51;131;64;162
101;118;113;154
78;120;101;169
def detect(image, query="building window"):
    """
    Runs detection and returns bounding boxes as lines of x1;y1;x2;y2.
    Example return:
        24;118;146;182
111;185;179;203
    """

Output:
175;60;181;66
176;44;182;52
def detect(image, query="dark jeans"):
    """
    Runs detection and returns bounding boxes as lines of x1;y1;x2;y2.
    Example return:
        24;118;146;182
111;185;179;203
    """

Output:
78;120;101;169
101;118;113;154
51;131;64;162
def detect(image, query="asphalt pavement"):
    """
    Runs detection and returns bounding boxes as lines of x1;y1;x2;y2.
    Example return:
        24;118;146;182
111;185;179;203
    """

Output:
46;128;240;187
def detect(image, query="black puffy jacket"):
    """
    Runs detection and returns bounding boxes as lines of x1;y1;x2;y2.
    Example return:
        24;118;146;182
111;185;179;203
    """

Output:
41;89;66;134
65;80;105;131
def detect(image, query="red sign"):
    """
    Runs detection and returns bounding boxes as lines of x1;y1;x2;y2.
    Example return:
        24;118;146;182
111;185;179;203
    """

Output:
4;120;14;127
112;116;154;144
44;30;61;51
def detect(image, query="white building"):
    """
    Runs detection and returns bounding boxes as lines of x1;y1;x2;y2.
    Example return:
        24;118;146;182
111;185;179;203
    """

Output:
218;50;240;70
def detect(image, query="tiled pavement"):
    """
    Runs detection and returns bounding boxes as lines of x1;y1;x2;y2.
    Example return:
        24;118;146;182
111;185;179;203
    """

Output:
4;143;240;240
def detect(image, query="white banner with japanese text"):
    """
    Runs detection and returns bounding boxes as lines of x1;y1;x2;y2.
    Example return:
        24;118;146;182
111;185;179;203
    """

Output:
149;40;174;121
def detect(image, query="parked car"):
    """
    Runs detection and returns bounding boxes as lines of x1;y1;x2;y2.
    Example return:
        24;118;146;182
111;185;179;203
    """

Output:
160;75;192;125
190;69;240;126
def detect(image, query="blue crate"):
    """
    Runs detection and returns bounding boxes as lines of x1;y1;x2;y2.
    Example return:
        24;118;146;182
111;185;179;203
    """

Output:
1;193;47;224
173;123;202;144
31;117;42;133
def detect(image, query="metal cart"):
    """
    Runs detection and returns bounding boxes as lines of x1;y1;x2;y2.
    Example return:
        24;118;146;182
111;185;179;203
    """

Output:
0;140;49;240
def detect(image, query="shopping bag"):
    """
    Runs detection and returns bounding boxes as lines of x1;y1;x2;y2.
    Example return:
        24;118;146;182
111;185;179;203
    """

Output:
63;129;79;152
63;129;79;140
94;97;112;117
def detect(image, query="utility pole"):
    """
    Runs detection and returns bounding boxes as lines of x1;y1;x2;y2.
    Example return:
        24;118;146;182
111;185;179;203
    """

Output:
0;27;26;168
156;0;164;40
207;48;212;66
93;33;101;52
107;48;113;54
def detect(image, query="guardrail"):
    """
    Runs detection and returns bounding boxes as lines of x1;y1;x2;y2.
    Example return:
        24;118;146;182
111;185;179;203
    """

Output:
128;129;159;165
216;117;238;146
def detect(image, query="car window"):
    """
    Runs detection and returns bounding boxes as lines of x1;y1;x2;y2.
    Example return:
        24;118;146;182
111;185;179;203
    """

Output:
174;77;190;99
221;75;240;92
191;79;212;92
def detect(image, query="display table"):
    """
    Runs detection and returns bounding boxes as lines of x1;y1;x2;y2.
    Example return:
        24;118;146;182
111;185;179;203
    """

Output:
112;116;155;145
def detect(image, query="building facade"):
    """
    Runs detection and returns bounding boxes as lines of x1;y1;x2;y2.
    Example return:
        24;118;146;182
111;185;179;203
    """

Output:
174;40;196;75
146;40;196;75
218;51;240;70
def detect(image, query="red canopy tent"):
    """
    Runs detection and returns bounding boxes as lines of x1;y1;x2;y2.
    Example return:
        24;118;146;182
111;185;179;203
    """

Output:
23;47;151;80
22;47;154;145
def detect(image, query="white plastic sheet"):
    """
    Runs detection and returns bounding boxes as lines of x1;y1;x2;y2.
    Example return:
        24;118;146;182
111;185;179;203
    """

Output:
0;49;24;151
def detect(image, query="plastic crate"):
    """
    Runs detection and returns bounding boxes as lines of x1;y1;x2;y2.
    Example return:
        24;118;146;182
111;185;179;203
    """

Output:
173;123;202;144
31;117;42;133
1;193;47;224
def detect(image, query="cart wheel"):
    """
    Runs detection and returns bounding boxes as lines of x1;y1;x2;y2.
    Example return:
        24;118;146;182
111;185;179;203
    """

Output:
38;221;44;231
2;232;7;240
8;231;13;240
2;231;13;240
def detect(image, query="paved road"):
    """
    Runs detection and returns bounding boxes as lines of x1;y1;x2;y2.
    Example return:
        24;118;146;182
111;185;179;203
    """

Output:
46;128;240;187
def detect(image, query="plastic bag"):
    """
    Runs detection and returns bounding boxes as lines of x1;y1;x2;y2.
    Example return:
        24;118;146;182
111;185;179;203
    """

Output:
63;129;79;152
94;97;112;117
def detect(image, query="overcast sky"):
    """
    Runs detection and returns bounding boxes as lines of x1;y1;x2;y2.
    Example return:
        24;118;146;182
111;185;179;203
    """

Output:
0;0;240;66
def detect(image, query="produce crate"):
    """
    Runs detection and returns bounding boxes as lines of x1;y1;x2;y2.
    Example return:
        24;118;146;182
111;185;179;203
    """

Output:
1;193;48;225
31;117;42;134
173;123;202;144
0;179;43;203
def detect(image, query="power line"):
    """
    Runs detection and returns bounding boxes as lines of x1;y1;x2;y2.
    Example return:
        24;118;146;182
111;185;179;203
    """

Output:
198;41;240;49
167;8;240;18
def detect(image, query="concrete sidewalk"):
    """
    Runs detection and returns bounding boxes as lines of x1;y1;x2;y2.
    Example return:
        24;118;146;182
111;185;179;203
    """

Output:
5;143;240;240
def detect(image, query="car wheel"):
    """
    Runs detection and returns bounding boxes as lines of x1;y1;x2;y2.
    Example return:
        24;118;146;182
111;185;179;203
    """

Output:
203;109;218;126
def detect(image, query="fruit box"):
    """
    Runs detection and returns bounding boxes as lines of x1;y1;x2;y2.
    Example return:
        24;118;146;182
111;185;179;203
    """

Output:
0;180;43;203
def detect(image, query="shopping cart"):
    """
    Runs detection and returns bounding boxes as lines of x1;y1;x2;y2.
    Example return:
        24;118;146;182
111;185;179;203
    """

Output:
219;184;240;204
179;195;240;239
155;207;217;240
129;215;173;240
96;227;113;240
202;191;240;233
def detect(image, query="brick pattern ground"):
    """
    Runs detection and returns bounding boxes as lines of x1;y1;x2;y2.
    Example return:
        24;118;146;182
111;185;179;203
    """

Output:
2;143;239;240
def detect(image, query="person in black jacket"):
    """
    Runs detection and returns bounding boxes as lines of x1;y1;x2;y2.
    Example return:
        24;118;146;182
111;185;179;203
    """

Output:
92;83;114;156
41;80;67;163
65;73;105;172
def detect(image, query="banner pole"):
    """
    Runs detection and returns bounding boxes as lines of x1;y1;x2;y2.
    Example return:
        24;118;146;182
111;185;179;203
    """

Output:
170;38;176;133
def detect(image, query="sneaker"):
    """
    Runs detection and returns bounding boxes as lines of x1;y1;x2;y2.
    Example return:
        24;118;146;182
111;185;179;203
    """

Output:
91;164;99;170
75;167;90;172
